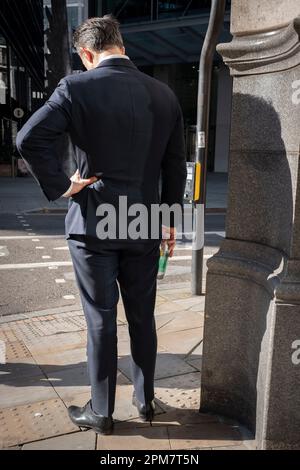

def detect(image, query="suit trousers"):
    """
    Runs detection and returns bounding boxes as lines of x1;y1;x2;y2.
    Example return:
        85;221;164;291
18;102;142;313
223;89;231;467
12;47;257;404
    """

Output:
67;236;160;417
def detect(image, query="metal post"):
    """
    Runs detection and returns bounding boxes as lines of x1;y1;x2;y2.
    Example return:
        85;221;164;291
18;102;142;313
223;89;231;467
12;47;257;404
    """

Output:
192;0;226;295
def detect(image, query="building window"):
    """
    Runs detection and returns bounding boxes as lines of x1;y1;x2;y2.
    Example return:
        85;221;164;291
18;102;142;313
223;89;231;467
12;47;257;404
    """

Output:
0;36;7;105
102;1;152;23
44;0;88;32
158;1;212;19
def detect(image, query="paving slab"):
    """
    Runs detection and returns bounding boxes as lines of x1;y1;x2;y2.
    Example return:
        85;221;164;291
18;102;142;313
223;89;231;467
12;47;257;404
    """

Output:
190;340;203;357
0;398;77;448
22;430;96;450
158;288;191;300
168;423;242;450
0;328;19;343
154;372;201;413
35;347;87;374
0;374;57;409
151;409;219;427
0;358;42;382
97;424;171;450
2;446;21;450
189;303;206;312
45;365;90;401
157;328;204;356
118;350;196;381
25;331;86;357
155;301;187;316
2;340;32;361
1;317;87;344
212;444;251;450
157;311;204;335
173;297;205;311
186;356;202;371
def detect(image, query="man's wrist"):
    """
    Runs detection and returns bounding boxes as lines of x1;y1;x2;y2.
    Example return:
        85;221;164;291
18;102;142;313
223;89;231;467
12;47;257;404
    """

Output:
62;182;73;198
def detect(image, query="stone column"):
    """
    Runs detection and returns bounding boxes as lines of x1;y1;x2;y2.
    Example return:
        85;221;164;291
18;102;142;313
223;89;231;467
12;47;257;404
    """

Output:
200;0;300;449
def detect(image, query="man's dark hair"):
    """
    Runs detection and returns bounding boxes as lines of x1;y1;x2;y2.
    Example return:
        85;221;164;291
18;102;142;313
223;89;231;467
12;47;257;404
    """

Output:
73;15;124;52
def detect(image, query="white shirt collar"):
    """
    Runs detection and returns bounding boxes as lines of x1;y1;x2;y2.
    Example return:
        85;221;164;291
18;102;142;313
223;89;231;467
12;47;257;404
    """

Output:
98;54;130;65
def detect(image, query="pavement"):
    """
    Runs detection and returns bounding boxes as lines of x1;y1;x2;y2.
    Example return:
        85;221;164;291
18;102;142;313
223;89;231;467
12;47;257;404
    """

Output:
0;174;255;450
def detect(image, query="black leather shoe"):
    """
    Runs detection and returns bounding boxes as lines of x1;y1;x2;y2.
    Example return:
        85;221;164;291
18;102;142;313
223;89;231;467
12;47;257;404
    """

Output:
132;392;155;422
68;400;113;435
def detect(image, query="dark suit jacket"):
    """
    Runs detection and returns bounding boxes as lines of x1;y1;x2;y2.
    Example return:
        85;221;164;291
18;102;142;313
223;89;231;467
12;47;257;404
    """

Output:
16;57;187;239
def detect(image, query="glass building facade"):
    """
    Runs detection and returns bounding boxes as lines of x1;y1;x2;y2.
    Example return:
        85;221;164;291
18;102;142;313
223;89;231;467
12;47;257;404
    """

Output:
0;0;44;174
43;1;89;38
0;0;232;175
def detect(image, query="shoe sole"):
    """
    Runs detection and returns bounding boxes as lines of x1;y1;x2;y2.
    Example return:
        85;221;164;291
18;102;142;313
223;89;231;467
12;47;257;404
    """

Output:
78;424;114;435
76;424;114;435
69;418;114;435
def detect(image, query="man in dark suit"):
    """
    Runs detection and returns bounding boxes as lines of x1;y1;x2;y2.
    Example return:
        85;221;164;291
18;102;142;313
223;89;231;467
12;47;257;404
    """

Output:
16;15;187;435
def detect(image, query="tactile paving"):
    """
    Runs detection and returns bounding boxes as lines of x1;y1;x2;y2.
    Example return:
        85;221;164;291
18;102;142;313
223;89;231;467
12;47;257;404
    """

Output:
0;398;77;448
4;341;32;361
0;315;88;343
154;372;201;412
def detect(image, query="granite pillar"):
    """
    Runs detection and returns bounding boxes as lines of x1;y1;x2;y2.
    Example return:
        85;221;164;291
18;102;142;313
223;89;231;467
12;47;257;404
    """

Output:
200;0;300;449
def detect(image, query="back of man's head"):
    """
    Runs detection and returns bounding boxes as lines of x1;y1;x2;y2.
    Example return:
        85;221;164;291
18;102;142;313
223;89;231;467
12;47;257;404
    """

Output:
73;15;124;53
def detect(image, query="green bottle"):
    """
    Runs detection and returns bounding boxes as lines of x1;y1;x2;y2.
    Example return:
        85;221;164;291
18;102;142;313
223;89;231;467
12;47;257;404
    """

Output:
157;247;169;280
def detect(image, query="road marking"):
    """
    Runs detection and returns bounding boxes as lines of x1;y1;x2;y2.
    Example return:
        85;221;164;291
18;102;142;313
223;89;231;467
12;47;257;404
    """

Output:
53;246;68;251
63;295;75;300
170;254;214;262
22;224;30;227
35;246;45;250
0;246;9;258
55;279;66;284
42;255;51;259
0;261;72;270
48;266;58;270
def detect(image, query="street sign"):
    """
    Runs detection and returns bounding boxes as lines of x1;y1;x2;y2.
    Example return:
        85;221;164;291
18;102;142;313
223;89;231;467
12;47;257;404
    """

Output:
198;131;206;149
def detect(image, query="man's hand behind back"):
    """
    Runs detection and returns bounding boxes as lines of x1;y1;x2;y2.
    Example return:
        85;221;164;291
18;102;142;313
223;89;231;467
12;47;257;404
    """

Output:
63;169;98;198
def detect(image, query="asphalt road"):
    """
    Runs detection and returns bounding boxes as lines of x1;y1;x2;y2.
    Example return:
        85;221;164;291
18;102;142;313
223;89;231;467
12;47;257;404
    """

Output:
0;212;226;317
